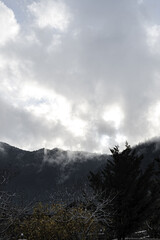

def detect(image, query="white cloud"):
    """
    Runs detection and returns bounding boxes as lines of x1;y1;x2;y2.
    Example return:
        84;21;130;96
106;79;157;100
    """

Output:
102;105;124;129
28;0;71;31
1;0;160;153
148;101;160;137
0;1;19;46
146;24;160;53
22;84;87;137
115;134;127;146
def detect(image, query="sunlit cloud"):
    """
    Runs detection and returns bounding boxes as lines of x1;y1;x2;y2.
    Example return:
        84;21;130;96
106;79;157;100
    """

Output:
0;0;160;153
148;101;160;138
146;24;160;53
102;105;124;130
115;134;127;145
0;1;19;45
28;0;72;31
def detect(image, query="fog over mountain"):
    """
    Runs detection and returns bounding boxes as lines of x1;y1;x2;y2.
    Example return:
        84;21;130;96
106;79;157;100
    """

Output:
0;0;160;153
0;142;107;200
1;139;160;200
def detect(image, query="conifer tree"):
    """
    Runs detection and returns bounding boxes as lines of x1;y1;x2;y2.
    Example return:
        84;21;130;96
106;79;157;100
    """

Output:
145;157;160;237
89;143;157;240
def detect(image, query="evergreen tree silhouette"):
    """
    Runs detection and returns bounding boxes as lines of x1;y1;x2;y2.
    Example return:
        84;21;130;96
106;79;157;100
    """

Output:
89;143;157;240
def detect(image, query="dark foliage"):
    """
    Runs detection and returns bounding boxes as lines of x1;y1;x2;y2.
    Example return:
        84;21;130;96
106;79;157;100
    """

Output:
145;157;160;238
89;143;157;240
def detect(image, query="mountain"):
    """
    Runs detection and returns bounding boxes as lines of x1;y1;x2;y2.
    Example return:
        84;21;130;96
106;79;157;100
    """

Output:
0;142;107;201
134;139;160;168
1;139;160;201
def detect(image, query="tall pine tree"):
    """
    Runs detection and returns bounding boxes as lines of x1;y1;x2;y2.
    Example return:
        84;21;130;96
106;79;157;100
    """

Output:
89;143;157;240
145;157;160;238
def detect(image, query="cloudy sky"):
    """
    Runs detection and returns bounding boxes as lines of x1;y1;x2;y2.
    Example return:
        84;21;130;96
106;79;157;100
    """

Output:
0;0;160;153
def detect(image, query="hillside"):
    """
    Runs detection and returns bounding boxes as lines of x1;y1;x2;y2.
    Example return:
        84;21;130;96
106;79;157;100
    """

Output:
0;142;107;200
1;139;160;201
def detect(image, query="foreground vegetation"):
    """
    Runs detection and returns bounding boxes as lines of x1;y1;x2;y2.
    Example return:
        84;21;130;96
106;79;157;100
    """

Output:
1;143;160;239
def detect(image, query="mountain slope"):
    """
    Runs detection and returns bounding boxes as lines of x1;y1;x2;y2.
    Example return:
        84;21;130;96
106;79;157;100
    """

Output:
1;139;160;200
0;142;107;200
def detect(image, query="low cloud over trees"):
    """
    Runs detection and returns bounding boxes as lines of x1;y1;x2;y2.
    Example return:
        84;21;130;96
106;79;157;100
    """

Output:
2;142;160;240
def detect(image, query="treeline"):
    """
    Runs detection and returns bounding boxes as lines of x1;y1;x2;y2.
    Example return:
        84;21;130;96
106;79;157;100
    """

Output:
1;143;160;240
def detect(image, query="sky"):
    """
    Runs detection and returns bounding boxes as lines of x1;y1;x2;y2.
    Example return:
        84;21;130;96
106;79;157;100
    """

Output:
0;0;160;153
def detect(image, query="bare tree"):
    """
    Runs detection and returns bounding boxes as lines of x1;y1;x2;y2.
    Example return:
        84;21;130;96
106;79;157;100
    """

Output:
0;169;15;234
49;187;115;239
0;169;33;239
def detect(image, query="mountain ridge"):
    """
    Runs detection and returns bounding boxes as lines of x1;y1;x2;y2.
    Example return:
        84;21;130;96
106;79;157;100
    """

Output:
1;139;160;201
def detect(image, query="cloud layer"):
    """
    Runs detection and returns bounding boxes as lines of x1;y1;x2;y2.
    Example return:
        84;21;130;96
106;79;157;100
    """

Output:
0;0;160;153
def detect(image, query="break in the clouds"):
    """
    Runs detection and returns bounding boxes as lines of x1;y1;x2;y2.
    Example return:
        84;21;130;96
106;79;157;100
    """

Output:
0;0;160;153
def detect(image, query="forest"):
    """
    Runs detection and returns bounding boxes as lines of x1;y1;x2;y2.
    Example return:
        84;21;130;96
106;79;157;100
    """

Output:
1;143;160;240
